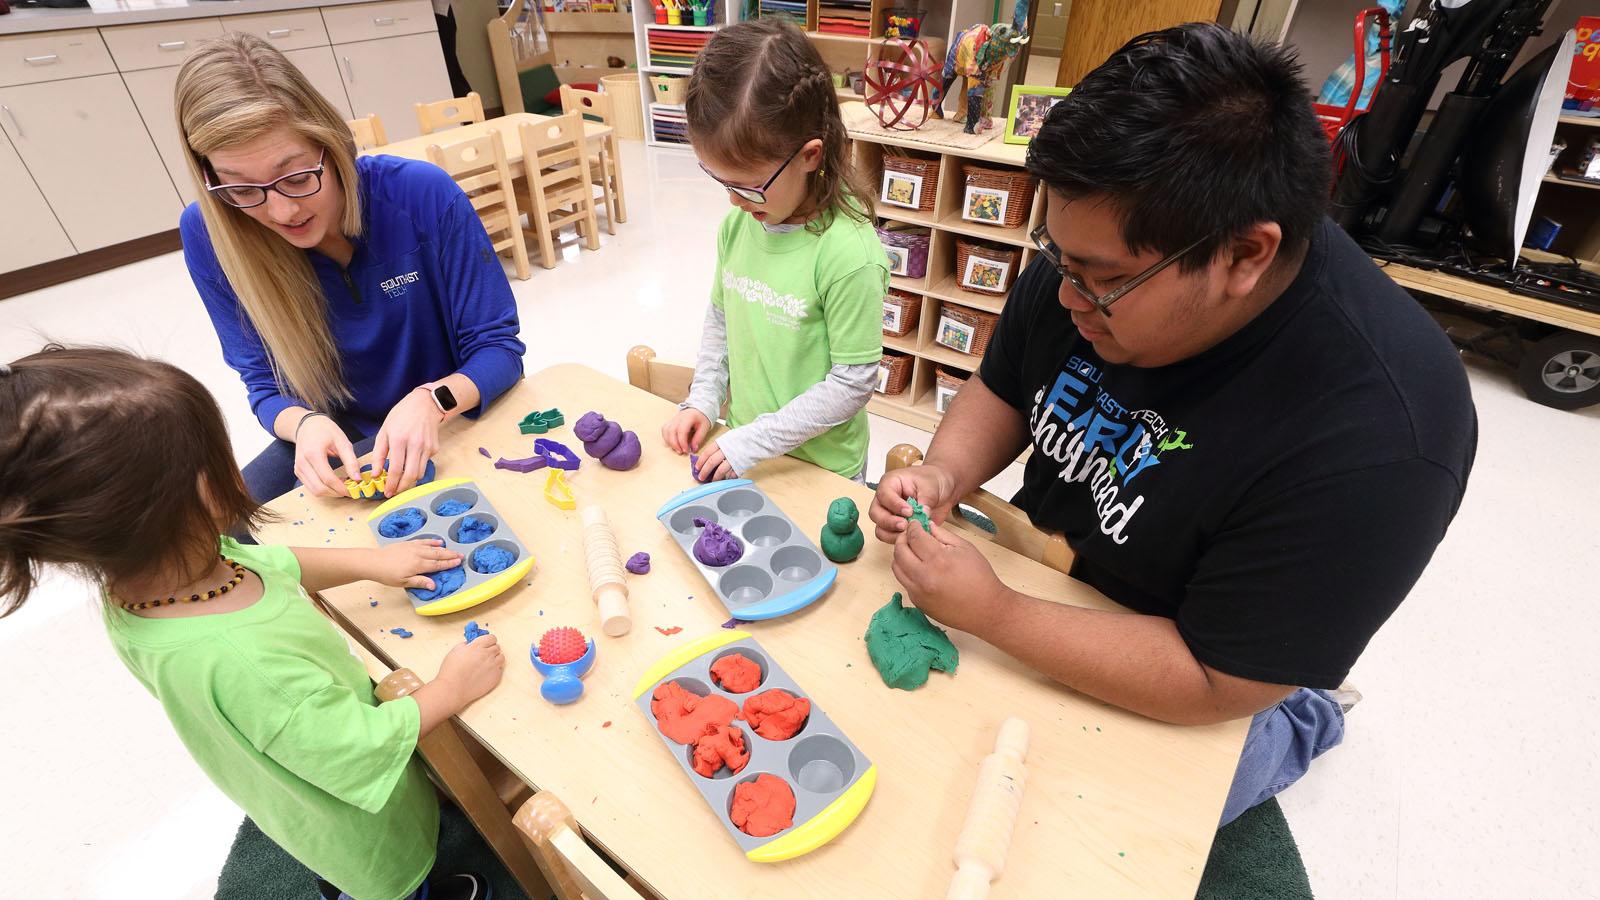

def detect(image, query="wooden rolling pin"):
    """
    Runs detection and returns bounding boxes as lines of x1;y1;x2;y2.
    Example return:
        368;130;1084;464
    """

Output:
580;505;632;636
947;717;1030;900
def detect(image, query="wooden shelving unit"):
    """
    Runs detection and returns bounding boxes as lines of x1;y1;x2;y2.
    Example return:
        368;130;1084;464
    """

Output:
542;10;638;83
630;2;745;148
841;102;1042;433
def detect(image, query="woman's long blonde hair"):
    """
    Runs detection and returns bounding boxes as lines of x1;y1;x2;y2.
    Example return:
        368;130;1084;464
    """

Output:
175;32;361;413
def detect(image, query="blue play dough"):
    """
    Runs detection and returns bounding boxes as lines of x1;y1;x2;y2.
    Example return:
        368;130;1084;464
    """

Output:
436;498;473;516
455;515;496;543
378;508;426;539
407;565;466;603
471;543;516;574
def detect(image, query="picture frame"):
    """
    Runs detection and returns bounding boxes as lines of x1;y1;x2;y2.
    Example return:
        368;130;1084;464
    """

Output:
936;315;976;354
881;170;924;209
884;245;911;276
1004;85;1072;146
882;301;904;334
963;184;1010;225
960;254;1011;293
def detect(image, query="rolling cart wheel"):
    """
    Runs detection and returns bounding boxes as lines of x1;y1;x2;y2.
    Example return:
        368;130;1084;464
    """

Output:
1517;332;1600;410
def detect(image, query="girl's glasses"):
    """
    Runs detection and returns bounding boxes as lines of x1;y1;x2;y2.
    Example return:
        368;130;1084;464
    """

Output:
699;144;806;205
1029;223;1208;319
204;149;327;209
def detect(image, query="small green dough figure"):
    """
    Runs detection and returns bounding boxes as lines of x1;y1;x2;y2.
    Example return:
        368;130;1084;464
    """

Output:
820;497;864;563
906;498;933;533
864;592;959;690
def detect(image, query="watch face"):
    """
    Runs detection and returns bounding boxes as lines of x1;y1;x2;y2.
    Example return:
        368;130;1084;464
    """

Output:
433;385;458;412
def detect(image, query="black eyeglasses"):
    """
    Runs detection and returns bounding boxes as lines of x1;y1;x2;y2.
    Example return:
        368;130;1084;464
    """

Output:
204;149;327;209
1030;223;1208;319
699;144;806;205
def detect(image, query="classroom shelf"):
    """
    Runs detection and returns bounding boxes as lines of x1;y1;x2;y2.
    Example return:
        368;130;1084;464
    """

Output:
1543;173;1600;192
923;276;1007;314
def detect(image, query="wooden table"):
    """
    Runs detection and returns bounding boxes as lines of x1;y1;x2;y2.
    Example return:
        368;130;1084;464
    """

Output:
256;364;1248;899
364;112;614;166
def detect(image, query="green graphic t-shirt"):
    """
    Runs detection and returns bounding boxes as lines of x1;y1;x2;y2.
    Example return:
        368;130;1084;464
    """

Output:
712;206;888;475
105;538;437;900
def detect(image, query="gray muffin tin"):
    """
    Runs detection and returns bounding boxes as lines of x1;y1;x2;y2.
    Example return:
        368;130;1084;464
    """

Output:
655;479;838;620
367;479;532;614
633;634;874;859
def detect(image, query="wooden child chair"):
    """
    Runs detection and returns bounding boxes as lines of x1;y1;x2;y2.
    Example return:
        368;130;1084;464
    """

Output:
426;129;533;281
559;84;626;230
513;794;649;900
416;91;485;135
885;443;1074;573
488;0;561;116
346;113;389;151
517;112;601;269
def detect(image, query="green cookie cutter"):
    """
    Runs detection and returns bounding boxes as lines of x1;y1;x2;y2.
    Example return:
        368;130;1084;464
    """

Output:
518;407;565;435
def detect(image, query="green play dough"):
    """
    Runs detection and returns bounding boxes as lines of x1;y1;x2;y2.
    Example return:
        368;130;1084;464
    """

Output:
864;592;959;690
820;497;864;563
906;498;933;533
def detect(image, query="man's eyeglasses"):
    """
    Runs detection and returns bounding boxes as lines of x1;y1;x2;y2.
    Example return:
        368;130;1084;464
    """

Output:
1030;223;1208;318
205;149;327;209
699;144;807;205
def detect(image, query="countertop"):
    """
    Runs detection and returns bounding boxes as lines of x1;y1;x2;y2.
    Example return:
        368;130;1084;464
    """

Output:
0;0;385;36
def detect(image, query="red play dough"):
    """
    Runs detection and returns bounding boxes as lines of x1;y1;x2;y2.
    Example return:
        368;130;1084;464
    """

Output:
740;689;811;741
538;627;587;665
709;653;762;693
650;681;739;745
690;724;751;778
729;774;796;837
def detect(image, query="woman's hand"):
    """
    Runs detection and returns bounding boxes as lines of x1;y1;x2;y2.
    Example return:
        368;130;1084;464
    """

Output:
662;407;712;455
371;388;443;496
294;414;362;497
370;539;462;591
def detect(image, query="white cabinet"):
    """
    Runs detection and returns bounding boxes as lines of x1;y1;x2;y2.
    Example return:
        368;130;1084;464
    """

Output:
336;32;451;141
0;127;75;271
121;65;195;205
283;45;354;120
0;74;181;252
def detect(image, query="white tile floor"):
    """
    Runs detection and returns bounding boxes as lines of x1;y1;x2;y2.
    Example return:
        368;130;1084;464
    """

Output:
1;141;1596;899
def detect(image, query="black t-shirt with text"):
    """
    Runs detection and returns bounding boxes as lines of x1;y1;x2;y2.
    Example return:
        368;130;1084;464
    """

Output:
978;218;1477;689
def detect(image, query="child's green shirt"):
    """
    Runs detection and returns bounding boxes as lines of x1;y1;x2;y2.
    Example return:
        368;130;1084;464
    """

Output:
712;206;888;475
104;537;437;900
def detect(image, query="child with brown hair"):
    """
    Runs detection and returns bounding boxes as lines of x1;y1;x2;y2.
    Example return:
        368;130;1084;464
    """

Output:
660;19;887;483
0;346;502;900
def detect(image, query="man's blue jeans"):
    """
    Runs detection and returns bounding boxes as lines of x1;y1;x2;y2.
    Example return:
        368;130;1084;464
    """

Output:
1221;688;1346;826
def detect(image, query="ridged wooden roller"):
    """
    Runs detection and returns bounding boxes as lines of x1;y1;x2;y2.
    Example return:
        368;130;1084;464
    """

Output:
947;717;1029;900
580;505;631;636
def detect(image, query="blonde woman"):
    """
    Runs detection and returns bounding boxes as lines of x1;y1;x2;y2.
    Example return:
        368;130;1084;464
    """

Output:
177;33;524;504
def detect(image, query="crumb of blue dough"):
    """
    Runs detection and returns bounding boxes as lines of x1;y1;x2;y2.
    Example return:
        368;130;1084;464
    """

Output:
436;498;473;516
390;627;414;638
464;621;490;642
455;515;496;543
407;565;466;602
471;543;516;574
369;600;378;607
378;508;426;539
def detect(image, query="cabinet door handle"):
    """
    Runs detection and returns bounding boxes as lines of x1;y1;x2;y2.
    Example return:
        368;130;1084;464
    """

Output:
267;28;293;38
2;105;23;139
342;56;354;81
373;16;396;25
158;40;188;51
23;53;60;65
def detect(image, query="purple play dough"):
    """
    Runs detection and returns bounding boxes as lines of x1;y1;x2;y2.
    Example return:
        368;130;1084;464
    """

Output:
573;411;606;442
605;431;641;470
625;552;651;574
692;516;743;567
586;421;624;458
575;411;641;470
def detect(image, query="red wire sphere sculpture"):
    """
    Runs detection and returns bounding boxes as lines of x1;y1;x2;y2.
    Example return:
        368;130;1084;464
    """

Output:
864;38;943;131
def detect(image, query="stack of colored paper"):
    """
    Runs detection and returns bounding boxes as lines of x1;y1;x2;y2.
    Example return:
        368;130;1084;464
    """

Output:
652;105;690;144
759;0;807;22
817;0;871;35
648;28;713;68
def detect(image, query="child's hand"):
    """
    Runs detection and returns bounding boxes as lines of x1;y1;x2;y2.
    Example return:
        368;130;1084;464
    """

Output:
693;440;739;482
437;634;505;705
371;539;462;591
662;408;712;455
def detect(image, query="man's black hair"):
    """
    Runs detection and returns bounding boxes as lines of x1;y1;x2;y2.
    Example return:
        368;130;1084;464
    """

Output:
1026;22;1331;271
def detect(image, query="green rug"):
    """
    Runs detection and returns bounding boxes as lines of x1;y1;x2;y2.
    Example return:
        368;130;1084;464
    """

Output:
219;798;1308;899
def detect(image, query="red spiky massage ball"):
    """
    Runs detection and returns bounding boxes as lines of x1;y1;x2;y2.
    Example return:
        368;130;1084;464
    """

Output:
538;627;587;665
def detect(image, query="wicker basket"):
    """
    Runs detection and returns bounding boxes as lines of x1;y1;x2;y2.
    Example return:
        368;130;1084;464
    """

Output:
882;289;923;337
649;74;689;106
601;73;645;140
881;151;940;211
935;303;998;356
877;224;931;278
961;164;1037;228
934;365;968;412
955;238;1021;295
878;351;914;395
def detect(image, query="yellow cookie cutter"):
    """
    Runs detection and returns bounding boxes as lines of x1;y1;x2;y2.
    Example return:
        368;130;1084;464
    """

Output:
544;469;575;510
346;469;387;499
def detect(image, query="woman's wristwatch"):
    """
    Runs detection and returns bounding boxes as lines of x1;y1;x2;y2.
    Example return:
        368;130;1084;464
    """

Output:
418;382;458;417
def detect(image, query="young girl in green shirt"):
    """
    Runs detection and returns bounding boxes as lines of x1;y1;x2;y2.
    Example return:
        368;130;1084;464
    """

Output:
661;19;888;482
0;346;501;900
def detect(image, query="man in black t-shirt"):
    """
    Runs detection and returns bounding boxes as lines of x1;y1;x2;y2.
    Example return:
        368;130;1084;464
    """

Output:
869;24;1476;824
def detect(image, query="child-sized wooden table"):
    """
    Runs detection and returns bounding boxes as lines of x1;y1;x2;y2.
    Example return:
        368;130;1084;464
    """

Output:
256;364;1248;900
